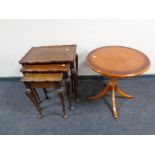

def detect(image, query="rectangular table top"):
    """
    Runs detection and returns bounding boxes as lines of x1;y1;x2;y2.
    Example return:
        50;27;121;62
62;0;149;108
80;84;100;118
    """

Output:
20;64;70;73
21;73;63;82
19;45;76;65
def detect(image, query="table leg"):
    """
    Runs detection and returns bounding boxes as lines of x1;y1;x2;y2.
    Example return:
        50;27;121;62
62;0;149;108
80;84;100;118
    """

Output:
115;86;134;99
88;84;109;100
110;80;118;119
43;88;49;99
75;54;78;74
25;89;42;118
57;88;68;119
71;69;79;102
65;78;74;110
112;86;118;119
88;79;134;118
32;88;40;103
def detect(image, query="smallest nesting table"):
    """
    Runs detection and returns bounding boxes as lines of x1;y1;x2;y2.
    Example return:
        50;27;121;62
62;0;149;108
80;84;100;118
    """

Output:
86;46;150;118
21;73;71;118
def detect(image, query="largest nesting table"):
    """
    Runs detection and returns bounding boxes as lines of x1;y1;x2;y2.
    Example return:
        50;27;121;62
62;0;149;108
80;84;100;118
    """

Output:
86;46;150;119
19;45;79;100
19;45;79;118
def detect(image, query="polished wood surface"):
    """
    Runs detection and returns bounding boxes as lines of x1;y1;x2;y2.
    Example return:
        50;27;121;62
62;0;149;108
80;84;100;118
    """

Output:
23;73;72;118
19;45;76;64
88;79;134;118
21;64;70;73
87;46;150;78
21;73;63;82
19;44;79;101
87;46;151;119
19;45;78;118
25;89;42;118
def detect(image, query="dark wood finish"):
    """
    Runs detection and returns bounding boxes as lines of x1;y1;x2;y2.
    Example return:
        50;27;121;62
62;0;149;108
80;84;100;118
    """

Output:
43;88;49;99
65;78;74;110
19;44;79;101
75;54;78;73
25;89;42;118
19;45;78;118
57;88;68;118
22;73;71;118
71;69;79;102
32;88;40;102
21;73;63;82
19;45;76;64
21;64;70;73
87;46;150;119
21;63;71;100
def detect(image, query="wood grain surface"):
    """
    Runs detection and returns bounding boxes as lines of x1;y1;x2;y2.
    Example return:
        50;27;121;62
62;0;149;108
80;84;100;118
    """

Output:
86;46;150;78
19;45;76;64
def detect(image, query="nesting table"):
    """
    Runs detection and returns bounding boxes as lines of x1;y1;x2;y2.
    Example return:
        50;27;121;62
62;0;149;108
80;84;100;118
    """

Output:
19;45;79;118
86;46;150;118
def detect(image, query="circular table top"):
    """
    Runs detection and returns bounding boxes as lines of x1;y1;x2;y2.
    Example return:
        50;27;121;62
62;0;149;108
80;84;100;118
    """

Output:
86;46;151;78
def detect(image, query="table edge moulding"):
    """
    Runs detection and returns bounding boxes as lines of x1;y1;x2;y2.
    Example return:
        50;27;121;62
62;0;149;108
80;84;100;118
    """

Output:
86;45;151;119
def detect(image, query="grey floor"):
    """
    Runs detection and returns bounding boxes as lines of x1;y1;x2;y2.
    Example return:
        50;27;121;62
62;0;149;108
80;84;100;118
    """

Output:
0;76;155;135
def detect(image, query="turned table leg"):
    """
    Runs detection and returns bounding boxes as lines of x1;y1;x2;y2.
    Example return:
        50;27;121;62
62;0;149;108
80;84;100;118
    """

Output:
71;68;79;102
57;88;68;118
75;54;78;74
110;79;118;119
65;78;74;110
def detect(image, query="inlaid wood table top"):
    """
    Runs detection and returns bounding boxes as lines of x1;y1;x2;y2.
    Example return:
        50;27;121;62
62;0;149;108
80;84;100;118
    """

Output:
19;45;76;64
86;46;151;119
86;46;150;78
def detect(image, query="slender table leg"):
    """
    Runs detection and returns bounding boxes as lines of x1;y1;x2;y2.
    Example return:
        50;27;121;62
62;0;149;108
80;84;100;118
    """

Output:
32;88;40;103
24;82;42;118
112;86;118;119
110;80;118;119
43;88;49;99
71;69;79;102
88;84;110;100
57;88;68;118
70;59;79;102
75;54;80;85
75;54;78;74
65;78;74;110
25;89;42;118
88;78;134;118
115;86;134;99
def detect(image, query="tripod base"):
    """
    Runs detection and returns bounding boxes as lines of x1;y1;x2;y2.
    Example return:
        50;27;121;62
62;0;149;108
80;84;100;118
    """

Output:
88;79;134;119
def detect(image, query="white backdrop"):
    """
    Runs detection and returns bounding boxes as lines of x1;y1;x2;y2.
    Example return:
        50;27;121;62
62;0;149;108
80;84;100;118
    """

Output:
0;19;155;77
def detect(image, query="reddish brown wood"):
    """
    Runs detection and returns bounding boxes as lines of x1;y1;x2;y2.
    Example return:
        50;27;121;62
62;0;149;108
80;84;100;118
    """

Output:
87;46;150;78
87;46;151;119
25;89;42;118
19;44;79;101
23;72;71;118
21;73;63;82
21;64;70;73
19;45;76;64
57;88;68;118
43;88;49;99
